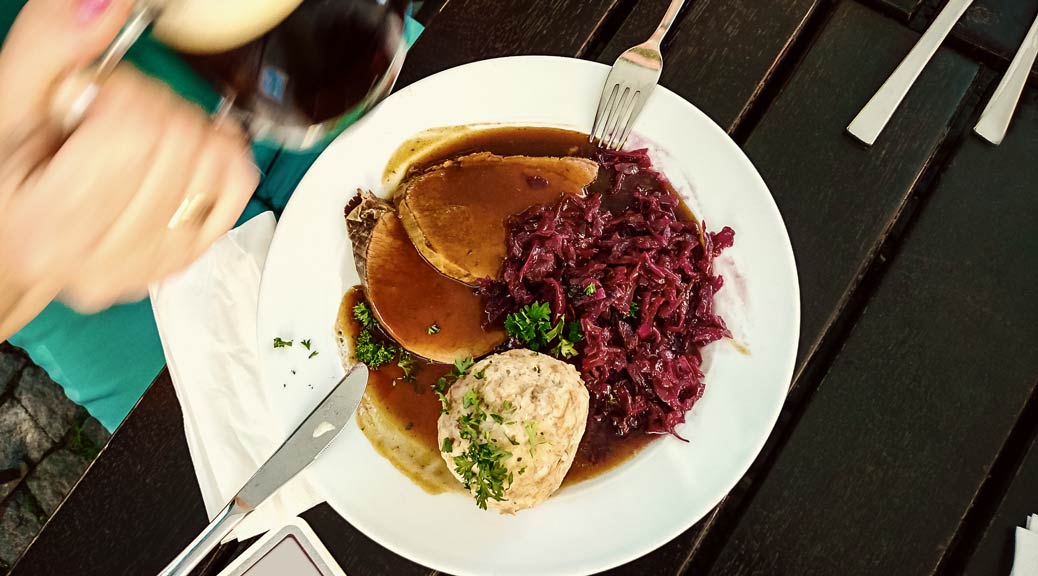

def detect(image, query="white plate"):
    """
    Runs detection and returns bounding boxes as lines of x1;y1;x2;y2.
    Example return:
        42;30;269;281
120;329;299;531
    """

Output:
257;56;799;576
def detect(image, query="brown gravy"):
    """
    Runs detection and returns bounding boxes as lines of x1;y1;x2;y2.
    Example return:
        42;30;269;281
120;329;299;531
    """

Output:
347;126;678;491
358;208;503;363
388;125;694;222
341;288;656;488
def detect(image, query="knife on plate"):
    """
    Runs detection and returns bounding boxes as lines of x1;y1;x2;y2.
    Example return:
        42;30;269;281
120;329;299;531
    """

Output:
156;363;369;576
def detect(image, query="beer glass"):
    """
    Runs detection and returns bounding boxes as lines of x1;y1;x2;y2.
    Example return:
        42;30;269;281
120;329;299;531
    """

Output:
69;0;411;150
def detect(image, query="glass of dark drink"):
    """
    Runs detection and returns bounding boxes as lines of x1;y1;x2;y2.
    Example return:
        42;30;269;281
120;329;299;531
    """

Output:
143;0;410;149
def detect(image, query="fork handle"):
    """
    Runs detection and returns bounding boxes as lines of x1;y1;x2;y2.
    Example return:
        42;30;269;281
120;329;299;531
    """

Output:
648;0;686;46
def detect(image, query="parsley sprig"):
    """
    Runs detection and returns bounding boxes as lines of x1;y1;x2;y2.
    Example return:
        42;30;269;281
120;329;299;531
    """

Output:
451;392;513;510
352;302;401;370
504;302;583;360
525;420;543;454
396;352;418;383
431;356;474;413
274;336;319;359
353;302;374;329
355;331;396;369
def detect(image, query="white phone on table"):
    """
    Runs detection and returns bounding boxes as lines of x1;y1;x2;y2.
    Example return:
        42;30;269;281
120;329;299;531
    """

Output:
216;518;348;576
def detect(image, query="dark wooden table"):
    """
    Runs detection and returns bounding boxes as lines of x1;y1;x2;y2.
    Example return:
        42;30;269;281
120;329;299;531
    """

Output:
11;1;1038;575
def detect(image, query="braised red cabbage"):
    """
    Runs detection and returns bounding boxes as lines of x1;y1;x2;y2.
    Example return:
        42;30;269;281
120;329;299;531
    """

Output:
478;148;735;438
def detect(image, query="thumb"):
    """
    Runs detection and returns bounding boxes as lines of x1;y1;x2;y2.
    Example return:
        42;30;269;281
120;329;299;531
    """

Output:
0;0;135;134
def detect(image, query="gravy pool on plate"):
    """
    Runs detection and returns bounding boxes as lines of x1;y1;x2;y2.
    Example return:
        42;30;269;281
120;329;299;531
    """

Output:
337;126;731;512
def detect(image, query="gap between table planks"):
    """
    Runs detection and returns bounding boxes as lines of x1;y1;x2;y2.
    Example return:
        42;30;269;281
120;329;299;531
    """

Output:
962;409;1038;576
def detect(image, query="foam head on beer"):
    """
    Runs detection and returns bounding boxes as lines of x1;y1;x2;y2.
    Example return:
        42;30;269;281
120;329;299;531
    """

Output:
153;0;305;54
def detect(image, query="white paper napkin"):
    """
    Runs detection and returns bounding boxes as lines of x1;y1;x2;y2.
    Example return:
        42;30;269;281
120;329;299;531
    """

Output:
1011;514;1038;576
150;212;321;540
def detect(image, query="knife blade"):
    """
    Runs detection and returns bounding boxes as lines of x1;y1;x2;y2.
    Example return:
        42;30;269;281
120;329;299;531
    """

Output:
157;363;369;576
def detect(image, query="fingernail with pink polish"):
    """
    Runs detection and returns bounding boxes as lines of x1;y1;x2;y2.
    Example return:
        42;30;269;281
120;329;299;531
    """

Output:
77;0;112;23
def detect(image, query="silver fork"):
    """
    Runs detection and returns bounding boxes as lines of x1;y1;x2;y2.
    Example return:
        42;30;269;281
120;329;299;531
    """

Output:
590;0;686;150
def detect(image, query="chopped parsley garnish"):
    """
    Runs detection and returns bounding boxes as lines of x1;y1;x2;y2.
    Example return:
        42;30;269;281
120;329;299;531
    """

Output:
626;301;640;319
454;356;475;376
430;356;475;414
300;339;312;350
273;337;293;348
504;301;583;360
441;437;453;453
427;323;440;335
525;421;541;454
433;376;450;413
352;302;374;329
551;323;583;360
396;352;418;383
504;301;551;347
452;392;512;510
355;331;397;369
584;282;597;296
308;350;319;359
351;298;413;373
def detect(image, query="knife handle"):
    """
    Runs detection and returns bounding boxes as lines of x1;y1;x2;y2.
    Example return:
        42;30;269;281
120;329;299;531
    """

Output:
846;0;974;146
974;13;1038;145
156;501;248;576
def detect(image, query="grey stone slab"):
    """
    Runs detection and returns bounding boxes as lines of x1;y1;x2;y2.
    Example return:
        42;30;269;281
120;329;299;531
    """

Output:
0;462;28;502
0;401;53;467
0;347;26;397
15;366;77;443
0;489;44;565
80;417;111;451
26;449;90;516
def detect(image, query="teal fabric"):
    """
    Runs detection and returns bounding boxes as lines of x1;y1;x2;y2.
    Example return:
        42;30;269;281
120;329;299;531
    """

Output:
5;4;423;431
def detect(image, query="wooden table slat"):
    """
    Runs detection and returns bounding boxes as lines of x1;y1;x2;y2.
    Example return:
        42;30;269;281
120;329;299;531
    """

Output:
298;504;435;576
874;0;926;19
597;0;822;134
953;0;1038;64
742;0;979;374
965;425;1038;576
397;0;626;89
705;73;1038;576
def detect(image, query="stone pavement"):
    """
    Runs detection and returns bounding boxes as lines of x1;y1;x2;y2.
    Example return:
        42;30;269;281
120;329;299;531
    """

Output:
0;343;109;573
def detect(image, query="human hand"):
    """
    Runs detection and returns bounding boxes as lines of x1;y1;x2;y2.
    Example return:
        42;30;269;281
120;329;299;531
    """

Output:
0;0;259;339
